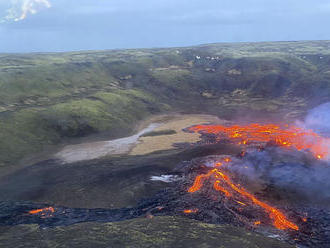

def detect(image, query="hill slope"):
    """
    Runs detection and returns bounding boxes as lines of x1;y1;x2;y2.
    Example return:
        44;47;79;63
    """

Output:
1;40;330;170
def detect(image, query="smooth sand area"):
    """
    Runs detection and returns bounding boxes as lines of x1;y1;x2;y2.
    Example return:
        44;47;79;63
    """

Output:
55;114;225;163
55;123;160;163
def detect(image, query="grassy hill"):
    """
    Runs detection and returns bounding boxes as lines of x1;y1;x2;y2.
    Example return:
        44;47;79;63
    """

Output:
1;40;330;170
0;216;293;248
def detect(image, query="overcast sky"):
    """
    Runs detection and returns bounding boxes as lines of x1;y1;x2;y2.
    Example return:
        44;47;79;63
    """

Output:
0;0;330;53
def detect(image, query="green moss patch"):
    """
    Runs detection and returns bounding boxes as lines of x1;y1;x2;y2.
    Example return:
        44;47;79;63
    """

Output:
0;216;293;248
141;129;177;137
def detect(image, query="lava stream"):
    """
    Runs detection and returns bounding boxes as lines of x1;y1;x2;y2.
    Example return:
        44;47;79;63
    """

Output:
188;123;329;160
188;164;299;231
28;207;55;215
183;209;199;214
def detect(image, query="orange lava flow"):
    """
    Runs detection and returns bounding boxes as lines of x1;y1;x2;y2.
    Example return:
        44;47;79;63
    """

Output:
188;170;215;193
189;123;330;160
224;157;232;163
184;209;198;214
28;207;55;215
214;180;232;197
188;167;299;230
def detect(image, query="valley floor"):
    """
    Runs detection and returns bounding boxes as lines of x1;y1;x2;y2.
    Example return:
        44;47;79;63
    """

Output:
54;114;224;163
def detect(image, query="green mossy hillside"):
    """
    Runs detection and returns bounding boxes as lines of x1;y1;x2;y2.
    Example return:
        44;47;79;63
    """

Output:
0;216;293;248
0;89;163;167
1;40;330;169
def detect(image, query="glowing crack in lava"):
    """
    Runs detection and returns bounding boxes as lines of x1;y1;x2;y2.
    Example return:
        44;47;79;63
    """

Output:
28;207;55;216
187;159;299;231
189;123;330;160
183;209;199;214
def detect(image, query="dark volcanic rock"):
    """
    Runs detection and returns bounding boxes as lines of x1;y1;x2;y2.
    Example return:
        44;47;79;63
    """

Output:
1;144;330;247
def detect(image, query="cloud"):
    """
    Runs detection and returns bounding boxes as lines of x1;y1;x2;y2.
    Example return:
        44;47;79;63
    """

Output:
1;0;51;23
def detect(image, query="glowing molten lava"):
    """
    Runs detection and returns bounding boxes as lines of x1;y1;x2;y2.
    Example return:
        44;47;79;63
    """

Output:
183;209;199;214
188;162;299;231
189;123;329;160
28;207;55;215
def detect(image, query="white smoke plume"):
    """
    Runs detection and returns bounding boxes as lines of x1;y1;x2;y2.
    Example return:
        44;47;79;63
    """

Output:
294;102;330;160
305;102;330;135
1;0;51;23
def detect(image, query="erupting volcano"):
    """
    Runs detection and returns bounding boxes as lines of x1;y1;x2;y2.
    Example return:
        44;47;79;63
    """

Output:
177;121;330;246
1;121;330;247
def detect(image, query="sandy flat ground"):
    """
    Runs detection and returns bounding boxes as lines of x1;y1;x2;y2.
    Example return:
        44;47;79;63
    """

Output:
55;114;225;163
130;114;226;155
55;123;160;163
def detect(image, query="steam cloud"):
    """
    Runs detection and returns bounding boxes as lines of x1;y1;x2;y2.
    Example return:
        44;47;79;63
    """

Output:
294;102;330;160
1;0;51;23
236;148;330;205
203;148;330;206
305;102;330;135
230;102;330;204
305;102;330;160
200;102;330;205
